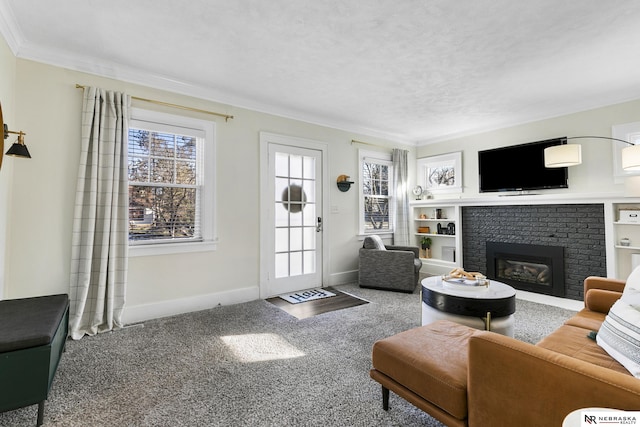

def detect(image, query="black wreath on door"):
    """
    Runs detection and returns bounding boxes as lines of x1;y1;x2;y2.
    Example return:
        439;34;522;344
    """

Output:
282;183;307;213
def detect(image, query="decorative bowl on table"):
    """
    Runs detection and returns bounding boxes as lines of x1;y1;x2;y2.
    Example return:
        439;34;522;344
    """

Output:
442;272;490;290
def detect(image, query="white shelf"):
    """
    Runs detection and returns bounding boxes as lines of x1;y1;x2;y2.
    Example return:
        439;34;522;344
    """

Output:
614;221;640;226
414;218;456;222
615;245;640;250
415;233;455;238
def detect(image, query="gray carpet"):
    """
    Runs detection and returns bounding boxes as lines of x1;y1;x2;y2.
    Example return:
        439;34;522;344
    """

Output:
0;283;577;427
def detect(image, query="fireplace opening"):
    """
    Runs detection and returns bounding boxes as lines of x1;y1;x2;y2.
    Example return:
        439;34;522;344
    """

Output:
498;260;550;285
486;242;565;297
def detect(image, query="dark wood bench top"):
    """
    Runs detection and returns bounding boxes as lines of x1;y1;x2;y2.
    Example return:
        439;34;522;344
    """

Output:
0;294;69;352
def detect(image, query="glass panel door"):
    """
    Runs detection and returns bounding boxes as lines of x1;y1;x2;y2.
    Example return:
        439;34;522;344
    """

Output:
266;143;322;296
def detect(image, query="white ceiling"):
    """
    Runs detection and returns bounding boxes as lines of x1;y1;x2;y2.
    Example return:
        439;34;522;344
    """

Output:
2;1;640;144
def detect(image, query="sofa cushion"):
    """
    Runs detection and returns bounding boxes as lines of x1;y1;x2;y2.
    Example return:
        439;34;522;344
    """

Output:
584;288;623;314
596;291;640;378
537;324;630;375
363;235;386;250
371;320;479;420
564;308;607;331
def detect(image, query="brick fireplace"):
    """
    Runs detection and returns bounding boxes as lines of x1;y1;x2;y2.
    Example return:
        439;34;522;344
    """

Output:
462;204;606;300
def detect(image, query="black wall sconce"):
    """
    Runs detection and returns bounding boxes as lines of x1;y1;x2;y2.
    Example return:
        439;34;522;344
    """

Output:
0;102;31;170
336;174;354;192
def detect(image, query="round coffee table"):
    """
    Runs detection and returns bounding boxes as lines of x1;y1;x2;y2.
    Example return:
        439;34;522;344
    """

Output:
421;275;516;336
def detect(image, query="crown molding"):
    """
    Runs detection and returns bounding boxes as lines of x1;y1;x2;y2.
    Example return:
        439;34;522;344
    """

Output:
7;32;417;146
0;1;23;55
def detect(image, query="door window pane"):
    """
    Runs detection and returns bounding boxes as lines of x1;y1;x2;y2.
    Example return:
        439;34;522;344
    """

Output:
303;227;316;250
290;227;303;252
290;155;303;179
290;252;303;276
303;156;315;179
275;228;289;252
275;152;289;177
303;251;316;274
275;253;289;278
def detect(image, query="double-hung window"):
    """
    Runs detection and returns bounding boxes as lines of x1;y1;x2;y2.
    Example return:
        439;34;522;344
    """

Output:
359;150;394;235
128;108;216;256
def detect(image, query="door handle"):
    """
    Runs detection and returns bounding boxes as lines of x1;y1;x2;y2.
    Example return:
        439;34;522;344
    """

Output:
316;216;322;232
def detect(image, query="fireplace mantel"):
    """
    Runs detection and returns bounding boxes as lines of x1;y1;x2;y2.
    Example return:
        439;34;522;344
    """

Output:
410;192;640;208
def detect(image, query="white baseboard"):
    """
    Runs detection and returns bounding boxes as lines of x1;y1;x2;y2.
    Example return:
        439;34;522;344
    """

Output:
122;269;361;325
328;270;358;286
122;286;259;325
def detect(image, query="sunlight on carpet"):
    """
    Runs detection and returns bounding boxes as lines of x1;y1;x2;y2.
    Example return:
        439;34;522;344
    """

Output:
220;333;306;362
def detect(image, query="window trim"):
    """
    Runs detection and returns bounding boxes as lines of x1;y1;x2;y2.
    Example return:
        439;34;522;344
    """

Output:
358;149;394;236
128;108;217;257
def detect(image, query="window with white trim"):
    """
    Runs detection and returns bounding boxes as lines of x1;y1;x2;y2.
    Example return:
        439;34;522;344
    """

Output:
359;150;394;234
128;108;216;255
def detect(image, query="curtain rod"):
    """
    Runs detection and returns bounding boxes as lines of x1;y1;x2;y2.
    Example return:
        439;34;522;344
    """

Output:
75;84;234;122
351;139;384;147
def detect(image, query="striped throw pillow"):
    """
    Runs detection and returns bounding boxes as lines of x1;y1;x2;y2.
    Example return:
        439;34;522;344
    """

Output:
596;291;640;378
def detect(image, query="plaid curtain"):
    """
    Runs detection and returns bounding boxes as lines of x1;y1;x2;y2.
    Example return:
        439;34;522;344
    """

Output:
69;87;130;339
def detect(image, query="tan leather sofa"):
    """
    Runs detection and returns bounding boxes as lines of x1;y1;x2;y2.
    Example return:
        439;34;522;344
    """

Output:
370;276;640;427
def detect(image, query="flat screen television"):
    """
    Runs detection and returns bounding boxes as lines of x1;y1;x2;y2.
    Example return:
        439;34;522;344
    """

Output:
478;137;569;193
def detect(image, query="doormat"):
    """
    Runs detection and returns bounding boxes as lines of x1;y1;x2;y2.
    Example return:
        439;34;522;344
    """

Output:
278;288;336;304
267;288;369;319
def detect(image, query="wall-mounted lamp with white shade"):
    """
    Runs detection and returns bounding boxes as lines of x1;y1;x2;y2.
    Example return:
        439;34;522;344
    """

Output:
544;136;640;171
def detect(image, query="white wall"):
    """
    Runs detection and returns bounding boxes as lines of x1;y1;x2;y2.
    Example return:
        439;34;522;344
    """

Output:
417;101;640;199
4;50;638;320
4;57;412;321
0;35;16;300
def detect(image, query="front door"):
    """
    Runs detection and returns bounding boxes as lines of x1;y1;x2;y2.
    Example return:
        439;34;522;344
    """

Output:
260;133;325;298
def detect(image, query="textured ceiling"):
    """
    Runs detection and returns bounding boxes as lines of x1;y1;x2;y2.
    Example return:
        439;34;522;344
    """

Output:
2;0;640;144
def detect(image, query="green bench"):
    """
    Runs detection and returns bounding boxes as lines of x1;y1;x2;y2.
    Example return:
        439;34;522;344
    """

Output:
0;294;69;426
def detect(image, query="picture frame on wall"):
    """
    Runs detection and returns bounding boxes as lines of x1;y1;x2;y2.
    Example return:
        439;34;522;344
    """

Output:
612;121;640;184
417;152;463;194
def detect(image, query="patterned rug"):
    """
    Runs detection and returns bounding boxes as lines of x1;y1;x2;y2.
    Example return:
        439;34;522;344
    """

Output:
278;288;336;304
268;287;369;319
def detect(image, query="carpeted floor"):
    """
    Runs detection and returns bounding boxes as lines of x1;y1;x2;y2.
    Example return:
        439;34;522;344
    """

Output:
0;283;577;427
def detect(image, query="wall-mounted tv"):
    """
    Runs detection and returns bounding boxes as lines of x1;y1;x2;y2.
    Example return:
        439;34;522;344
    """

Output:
478;137;568;193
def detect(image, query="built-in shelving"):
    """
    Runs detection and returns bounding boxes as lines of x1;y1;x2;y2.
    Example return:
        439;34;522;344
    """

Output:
411;194;640;280
411;202;461;275
611;204;640;278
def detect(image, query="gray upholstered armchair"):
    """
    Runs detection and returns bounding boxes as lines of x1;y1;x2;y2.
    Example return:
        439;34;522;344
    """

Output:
358;235;422;293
